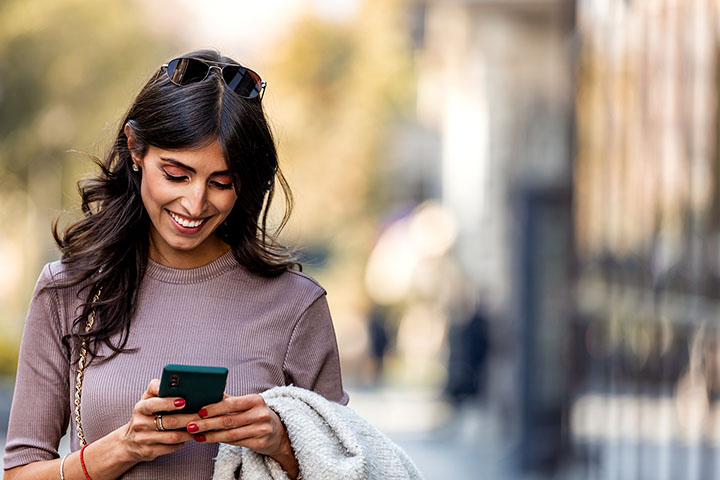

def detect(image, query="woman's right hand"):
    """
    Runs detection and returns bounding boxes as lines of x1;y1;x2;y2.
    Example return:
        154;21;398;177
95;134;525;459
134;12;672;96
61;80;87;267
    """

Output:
5;379;199;480
115;378;198;463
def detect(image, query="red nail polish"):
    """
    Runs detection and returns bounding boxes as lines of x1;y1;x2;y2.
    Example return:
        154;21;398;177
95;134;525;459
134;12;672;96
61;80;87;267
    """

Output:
195;434;206;442
187;423;199;433
174;398;186;408
198;408;208;418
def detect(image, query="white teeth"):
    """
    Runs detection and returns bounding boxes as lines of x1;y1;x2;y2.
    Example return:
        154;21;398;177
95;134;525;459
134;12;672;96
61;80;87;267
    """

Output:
170;212;204;228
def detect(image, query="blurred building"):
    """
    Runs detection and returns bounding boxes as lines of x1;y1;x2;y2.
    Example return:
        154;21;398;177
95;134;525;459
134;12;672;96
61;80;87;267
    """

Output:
404;0;576;473
405;0;720;476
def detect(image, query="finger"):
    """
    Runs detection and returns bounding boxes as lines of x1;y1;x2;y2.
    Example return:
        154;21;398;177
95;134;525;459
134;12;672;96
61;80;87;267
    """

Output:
133;429;196;445
141;379;161;400
199;394;264;418
149;413;199;431
154;443;185;455
155;443;185;457
194;423;272;445
135;396;187;416
188;406;269;434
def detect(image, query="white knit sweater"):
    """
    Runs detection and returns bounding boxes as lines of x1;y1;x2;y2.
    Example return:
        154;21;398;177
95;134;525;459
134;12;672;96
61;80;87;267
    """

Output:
212;386;424;480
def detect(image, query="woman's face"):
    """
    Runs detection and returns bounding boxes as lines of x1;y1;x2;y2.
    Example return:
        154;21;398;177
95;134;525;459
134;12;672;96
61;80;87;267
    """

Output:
133;140;238;268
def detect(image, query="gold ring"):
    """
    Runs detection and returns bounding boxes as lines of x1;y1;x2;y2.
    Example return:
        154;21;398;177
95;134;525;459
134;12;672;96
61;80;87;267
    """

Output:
154;414;166;432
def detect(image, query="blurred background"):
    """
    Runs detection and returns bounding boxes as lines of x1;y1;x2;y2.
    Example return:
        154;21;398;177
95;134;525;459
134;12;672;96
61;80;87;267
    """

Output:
3;0;720;478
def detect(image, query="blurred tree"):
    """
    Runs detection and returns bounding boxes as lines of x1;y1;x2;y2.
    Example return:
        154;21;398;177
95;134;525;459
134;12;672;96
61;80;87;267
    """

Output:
268;0;414;332
0;0;169;374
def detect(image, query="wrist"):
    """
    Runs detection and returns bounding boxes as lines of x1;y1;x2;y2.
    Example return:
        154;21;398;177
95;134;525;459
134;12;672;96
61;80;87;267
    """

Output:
80;445;91;480
271;428;299;479
97;427;142;470
60;436;135;480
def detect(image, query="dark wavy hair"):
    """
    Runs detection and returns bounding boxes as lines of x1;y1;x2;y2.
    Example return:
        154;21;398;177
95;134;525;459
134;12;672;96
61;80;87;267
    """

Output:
51;49;296;364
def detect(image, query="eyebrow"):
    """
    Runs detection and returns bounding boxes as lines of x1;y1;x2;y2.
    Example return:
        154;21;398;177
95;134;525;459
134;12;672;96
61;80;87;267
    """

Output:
160;157;232;176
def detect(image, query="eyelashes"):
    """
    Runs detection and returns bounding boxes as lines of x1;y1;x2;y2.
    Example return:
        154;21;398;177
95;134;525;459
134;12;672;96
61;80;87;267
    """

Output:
162;171;186;182
211;181;234;190
162;170;234;190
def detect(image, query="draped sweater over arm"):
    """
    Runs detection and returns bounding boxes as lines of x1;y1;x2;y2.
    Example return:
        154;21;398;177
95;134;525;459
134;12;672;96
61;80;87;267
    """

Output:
4;250;348;479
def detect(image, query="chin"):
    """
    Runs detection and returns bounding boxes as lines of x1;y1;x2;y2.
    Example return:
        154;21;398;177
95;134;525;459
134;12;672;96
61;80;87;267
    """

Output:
170;240;206;252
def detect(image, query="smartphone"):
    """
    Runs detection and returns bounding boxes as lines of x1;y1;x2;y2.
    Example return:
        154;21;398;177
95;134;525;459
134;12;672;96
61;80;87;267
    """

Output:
157;364;228;414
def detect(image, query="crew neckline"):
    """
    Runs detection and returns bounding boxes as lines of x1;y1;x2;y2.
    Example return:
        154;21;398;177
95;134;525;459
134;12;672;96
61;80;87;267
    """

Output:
145;249;238;284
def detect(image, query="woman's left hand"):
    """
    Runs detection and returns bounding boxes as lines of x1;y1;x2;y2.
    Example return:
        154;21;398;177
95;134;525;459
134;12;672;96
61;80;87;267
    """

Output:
186;394;298;477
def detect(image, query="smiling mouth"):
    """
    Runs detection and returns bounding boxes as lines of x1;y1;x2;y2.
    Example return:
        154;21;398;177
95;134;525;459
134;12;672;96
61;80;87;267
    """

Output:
168;210;208;229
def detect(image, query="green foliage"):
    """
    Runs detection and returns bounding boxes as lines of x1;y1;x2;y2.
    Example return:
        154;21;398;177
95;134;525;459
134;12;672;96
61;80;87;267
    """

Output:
0;0;169;189
0;336;18;377
266;0;415;320
274;18;355;109
269;0;414;240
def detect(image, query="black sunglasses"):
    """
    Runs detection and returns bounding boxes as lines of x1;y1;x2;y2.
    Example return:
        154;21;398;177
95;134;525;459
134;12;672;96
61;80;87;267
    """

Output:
161;57;266;99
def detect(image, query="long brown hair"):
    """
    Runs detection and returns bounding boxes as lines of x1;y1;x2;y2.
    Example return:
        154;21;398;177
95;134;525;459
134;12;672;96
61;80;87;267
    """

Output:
52;49;296;363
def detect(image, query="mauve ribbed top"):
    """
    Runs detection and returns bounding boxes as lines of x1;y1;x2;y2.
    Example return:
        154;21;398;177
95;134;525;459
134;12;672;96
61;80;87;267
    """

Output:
4;250;348;478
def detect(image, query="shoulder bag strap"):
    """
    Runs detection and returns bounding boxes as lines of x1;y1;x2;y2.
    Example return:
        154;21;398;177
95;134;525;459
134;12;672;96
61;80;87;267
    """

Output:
74;288;101;446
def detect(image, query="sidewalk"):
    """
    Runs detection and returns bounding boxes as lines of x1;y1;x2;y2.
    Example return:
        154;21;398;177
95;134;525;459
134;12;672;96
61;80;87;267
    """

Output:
345;387;543;480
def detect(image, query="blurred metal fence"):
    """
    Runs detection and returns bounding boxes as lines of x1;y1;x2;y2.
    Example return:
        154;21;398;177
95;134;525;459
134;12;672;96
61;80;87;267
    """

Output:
570;0;720;478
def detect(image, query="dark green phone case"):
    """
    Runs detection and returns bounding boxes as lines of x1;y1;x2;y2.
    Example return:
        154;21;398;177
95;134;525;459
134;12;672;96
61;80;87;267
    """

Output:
158;364;228;414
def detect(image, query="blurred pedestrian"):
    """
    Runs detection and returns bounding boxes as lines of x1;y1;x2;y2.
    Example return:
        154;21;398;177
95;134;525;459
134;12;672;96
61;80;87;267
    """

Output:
444;304;490;404
368;305;391;383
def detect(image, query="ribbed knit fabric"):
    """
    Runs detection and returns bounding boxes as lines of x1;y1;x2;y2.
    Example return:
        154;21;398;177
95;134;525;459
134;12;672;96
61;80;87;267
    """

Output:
4;250;348;478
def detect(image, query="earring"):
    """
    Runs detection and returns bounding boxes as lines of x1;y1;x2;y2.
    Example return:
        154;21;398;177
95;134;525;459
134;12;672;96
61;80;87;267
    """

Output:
132;164;139;172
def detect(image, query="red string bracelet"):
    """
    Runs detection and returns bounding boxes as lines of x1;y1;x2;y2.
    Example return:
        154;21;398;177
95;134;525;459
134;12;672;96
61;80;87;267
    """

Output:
80;443;93;480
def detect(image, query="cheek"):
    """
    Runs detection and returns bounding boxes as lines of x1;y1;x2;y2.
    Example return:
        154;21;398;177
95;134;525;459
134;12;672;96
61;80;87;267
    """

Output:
140;175;172;213
215;191;238;215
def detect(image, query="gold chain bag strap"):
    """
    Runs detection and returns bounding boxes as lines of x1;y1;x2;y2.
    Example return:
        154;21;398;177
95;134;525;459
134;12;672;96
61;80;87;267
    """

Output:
74;288;102;446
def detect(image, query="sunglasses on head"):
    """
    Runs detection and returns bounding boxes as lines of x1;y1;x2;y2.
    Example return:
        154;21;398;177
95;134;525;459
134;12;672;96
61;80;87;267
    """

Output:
161;57;266;99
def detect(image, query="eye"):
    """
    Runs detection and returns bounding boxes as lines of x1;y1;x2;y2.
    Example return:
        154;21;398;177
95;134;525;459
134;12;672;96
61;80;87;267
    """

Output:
211;180;234;190
210;173;235;190
162;169;187;182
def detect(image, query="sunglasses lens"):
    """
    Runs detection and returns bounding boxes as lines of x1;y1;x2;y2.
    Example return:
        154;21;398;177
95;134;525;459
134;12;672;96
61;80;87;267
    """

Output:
166;58;209;86
222;66;263;98
165;58;264;99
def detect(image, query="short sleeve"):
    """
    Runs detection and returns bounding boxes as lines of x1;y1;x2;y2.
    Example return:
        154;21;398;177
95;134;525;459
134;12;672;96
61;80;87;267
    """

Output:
4;264;71;470
282;295;349;405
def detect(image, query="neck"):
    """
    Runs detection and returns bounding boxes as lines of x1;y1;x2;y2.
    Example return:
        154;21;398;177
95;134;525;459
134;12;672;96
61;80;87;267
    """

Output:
148;234;231;269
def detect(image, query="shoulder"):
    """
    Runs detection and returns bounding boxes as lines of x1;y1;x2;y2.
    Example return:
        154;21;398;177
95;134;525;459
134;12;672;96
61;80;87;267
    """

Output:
270;269;327;307
35;260;83;291
232;264;325;294
282;269;326;296
25;262;77;333
228;265;327;308
32;261;87;310
44;260;68;280
34;261;65;291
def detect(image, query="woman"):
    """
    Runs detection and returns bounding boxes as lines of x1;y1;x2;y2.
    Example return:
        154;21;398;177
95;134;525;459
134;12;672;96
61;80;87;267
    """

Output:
3;50;347;480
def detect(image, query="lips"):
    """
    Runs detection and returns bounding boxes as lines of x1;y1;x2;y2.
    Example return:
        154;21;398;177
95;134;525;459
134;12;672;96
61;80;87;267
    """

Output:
167;210;209;233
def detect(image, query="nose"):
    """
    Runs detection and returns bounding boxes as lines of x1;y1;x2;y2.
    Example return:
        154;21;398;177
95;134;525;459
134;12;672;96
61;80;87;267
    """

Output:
181;182;208;217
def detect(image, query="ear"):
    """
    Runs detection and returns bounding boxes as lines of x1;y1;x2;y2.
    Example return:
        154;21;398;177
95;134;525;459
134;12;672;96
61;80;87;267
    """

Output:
124;122;143;166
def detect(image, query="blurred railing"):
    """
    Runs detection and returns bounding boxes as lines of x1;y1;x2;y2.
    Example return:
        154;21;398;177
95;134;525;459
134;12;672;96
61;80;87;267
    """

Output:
570;0;720;478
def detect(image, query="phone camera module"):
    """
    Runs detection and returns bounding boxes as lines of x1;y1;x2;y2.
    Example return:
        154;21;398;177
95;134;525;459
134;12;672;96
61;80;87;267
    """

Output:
169;374;179;388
